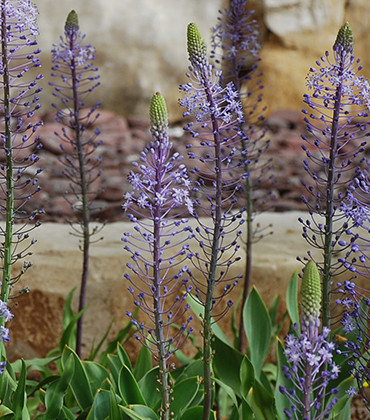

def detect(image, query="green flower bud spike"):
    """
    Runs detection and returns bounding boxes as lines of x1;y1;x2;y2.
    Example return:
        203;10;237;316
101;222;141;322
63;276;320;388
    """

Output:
65;10;79;34
333;22;353;55
301;261;322;331
149;92;169;143
187;23;208;70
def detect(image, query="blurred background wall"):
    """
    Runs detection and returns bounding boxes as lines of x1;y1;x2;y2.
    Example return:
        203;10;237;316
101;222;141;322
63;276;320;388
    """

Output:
36;0;370;121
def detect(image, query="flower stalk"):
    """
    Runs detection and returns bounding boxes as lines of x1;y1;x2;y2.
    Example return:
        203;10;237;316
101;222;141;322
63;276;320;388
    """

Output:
299;22;369;329
50;10;102;356
180;23;246;419
0;0;43;366
123;92;194;420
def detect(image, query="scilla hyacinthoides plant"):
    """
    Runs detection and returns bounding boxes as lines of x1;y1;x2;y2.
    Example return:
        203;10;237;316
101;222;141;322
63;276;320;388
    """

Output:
123;92;194;420
180;23;246;420
50;10;102;356
211;0;274;352
336;164;370;406
299;22;370;329
279;261;340;419
0;0;43;367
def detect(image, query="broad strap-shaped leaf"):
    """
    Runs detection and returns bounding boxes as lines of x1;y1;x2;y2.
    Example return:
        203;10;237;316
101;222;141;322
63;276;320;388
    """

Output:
170;376;200;417
239;356;255;400
85;389;112;420
83;360;109;395
61;346;93;410
243;287;271;378
120;405;158;420
44;354;74;418
138;366;161;408
213;335;243;396
133;343;152;382
286;270;300;329
275;338;295;420
12;359;29;420
118;364;145;405
179;406;216;420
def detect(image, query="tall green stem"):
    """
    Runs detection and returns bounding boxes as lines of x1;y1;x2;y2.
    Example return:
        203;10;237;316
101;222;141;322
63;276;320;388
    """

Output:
153;148;170;420
69;34;91;357
201;72;222;420
0;0;13;336
321;54;344;329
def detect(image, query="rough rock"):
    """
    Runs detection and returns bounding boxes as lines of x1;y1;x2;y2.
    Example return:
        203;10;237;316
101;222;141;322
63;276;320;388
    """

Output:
6;212;363;361
29;1;370;121
36;0;226;122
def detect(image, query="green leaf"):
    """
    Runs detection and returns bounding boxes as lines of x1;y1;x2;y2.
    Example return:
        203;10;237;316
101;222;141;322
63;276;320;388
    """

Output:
138;366;161;408
248;379;276;419
213;377;238;408
213;335;243;396
86;389;111;420
60;406;76;420
83;361;109;395
286;270;300;330
178;407;216;420
44;355;74;418
187;296;229;344
239;356;255;400
275;337;295;420
88;320;113;361
99;315;136;366
243;287;271;379
0;405;14;418
329;376;356;418
61;346;93;410
268;294;280;327
240;398;254;420
59;307;87;353
107;354;122;387
117;342;133;371
133;343;152;382
12;359;27;420
170;376;200;417
118;364;145;405
122;405;158;420
63;288;77;329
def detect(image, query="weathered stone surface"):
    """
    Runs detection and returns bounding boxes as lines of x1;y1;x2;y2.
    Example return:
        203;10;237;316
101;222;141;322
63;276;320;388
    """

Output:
6;212;362;361
36;0;225;122
31;1;370;120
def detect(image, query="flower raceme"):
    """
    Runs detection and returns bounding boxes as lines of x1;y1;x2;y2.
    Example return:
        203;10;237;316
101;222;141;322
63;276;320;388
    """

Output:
298;22;370;328
180;22;247;420
280;262;340;419
336;164;370;405
0;0;44;366
123;92;194;420
210;0;274;351
50;10;103;356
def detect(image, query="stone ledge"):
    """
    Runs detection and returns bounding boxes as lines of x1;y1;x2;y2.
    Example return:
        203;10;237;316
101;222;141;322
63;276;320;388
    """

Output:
6;211;360;360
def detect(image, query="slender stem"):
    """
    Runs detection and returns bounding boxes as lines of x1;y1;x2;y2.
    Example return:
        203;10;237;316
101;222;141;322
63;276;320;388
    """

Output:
0;0;13;327
201;71;222;420
68;32;91;357
303;362;313;420
153;146;170;420
321;52;344;330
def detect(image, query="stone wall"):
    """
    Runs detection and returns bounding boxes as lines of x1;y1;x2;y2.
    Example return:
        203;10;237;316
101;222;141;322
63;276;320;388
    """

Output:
7;213;365;361
34;0;370;122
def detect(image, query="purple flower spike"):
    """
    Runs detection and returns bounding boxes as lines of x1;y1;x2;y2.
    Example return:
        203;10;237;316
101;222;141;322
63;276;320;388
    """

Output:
0;0;43;367
299;22;370;328
50;10;103;356
123;92;193;420
281;262;339;419
211;0;274;352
